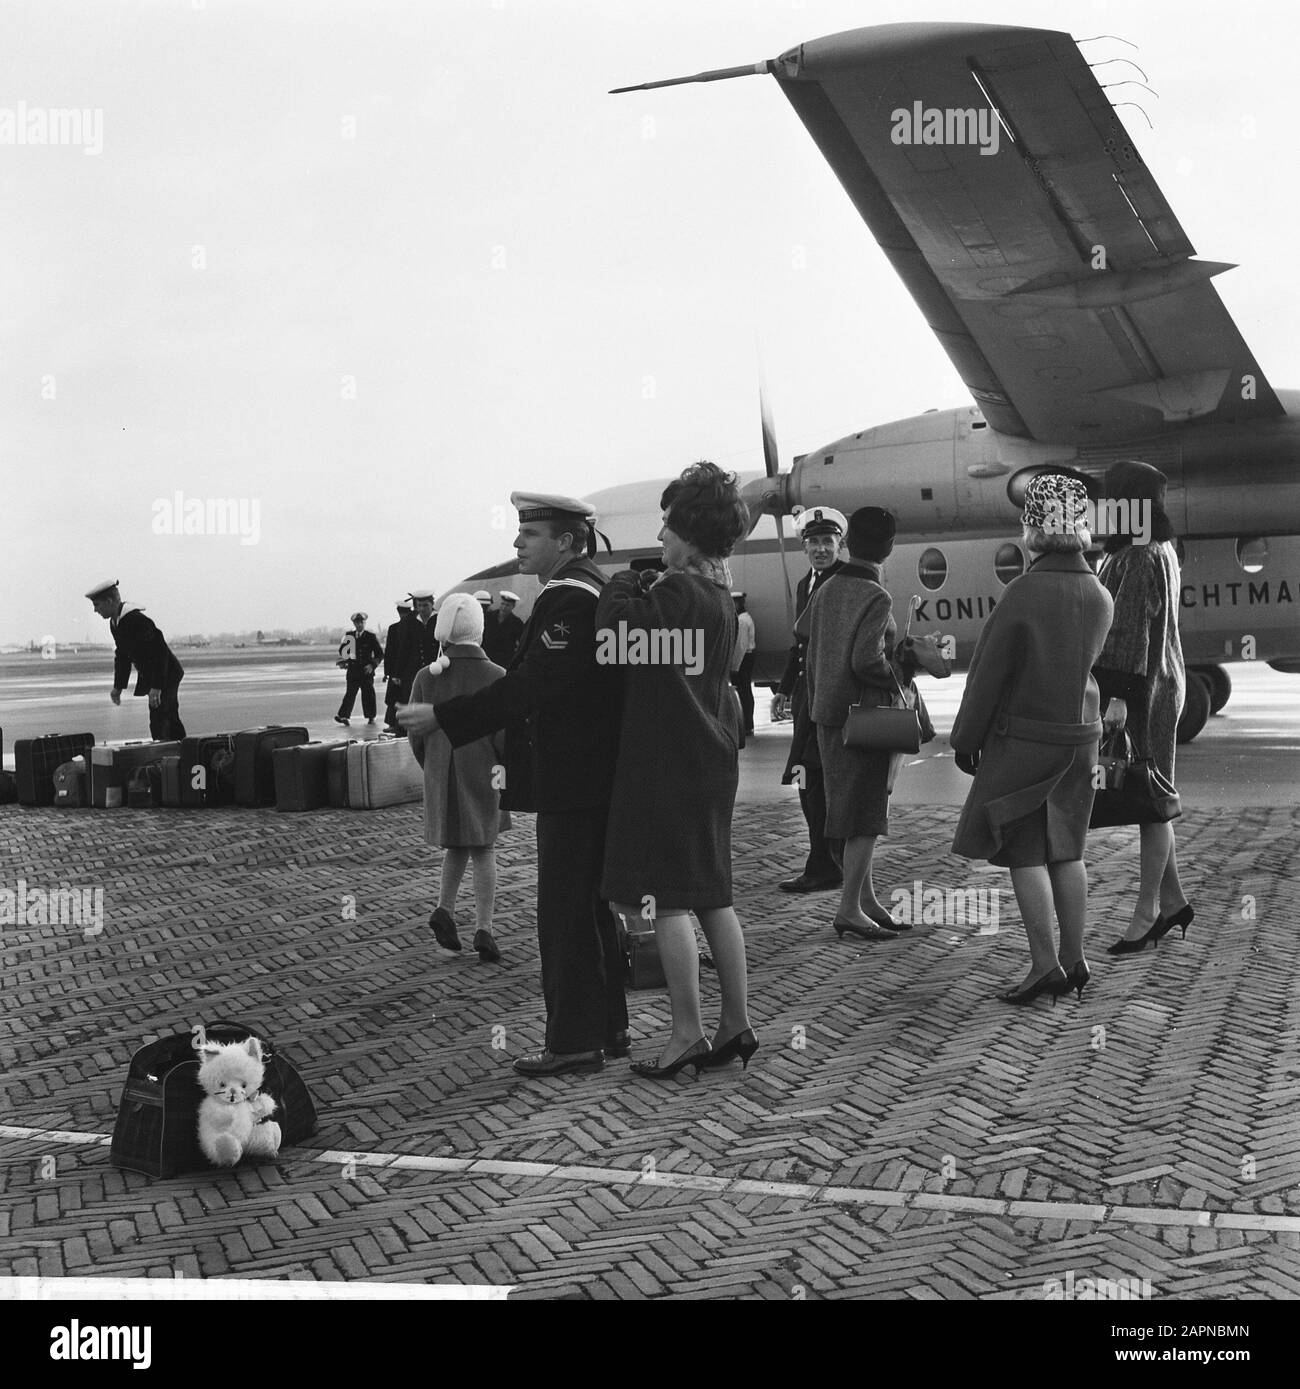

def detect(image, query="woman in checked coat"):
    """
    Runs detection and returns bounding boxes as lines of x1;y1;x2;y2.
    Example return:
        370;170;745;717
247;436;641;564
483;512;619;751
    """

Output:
1093;459;1195;954
950;473;1114;1004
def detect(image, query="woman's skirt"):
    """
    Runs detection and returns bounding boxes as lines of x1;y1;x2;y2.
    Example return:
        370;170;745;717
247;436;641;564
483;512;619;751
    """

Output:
817;724;890;839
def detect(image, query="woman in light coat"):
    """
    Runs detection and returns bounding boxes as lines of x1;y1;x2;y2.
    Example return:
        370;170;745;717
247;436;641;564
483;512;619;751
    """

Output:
951;473;1114;1003
409;594;510;963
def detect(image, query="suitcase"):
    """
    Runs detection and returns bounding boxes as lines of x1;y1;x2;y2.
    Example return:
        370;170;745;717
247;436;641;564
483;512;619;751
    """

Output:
233;726;309;807
127;764;163;809
109;1018;317;1179
53;757;88;808
159;756;185;808
345;737;423;809
15;733;95;806
88;741;182;809
326;744;351;808
272;740;347;812
177;733;236;807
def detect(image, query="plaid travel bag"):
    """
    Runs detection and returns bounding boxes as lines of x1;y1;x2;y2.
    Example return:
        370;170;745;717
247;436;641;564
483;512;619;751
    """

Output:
110;1018;317;1179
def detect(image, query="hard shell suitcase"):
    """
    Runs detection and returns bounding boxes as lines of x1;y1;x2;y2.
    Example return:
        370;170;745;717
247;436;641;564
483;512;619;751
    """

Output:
345;737;423;809
233;726;309;807
109;1018;317;1179
272;740;347;812
15;733;95;806
88;741;182;809
178;733;236;807
159;756;185;808
326;744;351;808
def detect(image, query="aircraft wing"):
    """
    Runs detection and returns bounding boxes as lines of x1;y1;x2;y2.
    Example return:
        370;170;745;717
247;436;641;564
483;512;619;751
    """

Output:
636;23;1285;442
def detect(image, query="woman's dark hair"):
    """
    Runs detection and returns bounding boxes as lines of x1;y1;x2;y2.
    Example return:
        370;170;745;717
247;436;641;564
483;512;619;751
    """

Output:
1102;459;1176;551
846;506;896;563
660;460;750;558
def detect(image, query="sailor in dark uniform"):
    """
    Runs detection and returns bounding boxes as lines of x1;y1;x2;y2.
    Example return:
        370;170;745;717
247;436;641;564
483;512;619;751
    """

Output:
85;579;186;740
397;588;441;718
482;590;524;667
382;597;413;732
398;493;627;1076
774;508;847;892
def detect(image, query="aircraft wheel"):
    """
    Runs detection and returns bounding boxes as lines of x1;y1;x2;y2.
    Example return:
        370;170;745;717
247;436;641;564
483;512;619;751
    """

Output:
1176;671;1212;744
1196;664;1231;715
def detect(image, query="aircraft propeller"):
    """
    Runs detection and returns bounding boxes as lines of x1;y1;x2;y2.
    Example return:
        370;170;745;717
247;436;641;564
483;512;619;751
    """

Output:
750;385;797;637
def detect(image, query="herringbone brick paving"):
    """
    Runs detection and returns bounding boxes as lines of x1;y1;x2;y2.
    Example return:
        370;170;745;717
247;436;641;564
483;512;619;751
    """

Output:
1;796;1298;1297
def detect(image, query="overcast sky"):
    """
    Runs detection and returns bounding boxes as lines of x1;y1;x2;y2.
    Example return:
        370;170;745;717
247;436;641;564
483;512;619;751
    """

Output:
3;0;1297;643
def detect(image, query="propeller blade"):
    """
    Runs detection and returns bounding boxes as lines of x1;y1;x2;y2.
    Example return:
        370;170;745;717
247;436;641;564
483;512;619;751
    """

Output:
774;513;796;638
755;386;797;634
760;383;780;478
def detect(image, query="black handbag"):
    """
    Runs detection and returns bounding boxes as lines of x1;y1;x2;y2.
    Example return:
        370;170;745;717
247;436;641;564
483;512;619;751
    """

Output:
843;669;921;753
110;1018;317;1178
1089;731;1182;827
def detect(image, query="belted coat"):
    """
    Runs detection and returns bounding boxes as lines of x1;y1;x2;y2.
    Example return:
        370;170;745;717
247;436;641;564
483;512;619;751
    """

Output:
950;552;1114;863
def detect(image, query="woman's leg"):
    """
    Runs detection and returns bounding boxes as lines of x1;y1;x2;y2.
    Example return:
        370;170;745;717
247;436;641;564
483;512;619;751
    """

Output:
697;907;751;1044
646;909;705;1061
1009;865;1062;983
469;846;496;932
1158;831;1189;917
1118;821;1173;939
438;847;468;913
1049;860;1088;967
836;835;872;925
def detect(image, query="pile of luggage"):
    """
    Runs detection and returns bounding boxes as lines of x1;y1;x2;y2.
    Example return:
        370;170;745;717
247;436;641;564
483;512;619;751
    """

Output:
5;727;423;813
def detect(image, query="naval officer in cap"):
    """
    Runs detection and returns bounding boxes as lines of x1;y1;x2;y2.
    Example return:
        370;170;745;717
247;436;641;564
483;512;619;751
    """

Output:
774;507;848;892
482;589;524;667
398;492;627;1076
383;597;414;732
84;580;187;740
396;588;441;729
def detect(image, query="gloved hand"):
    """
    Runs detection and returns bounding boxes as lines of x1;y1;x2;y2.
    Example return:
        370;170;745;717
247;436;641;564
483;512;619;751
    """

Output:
955;750;980;776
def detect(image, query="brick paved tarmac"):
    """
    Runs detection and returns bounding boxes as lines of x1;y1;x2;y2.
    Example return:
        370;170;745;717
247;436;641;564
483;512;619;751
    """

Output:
2;793;1298;1298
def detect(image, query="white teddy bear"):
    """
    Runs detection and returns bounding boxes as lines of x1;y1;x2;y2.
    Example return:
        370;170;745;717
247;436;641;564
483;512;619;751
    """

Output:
196;1036;282;1167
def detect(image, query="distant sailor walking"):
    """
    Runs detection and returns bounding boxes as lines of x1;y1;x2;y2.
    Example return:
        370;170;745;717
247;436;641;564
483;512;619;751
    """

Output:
483;590;524;667
398;492;627;1077
382;597;413;732
398;589;441;716
84;580;186;740
335;612;384;727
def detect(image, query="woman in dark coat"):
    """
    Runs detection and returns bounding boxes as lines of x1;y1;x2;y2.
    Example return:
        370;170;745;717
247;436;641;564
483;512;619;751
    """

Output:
599;461;756;1078
1094;460;1195;953
950;473;1114;1003
798;506;908;939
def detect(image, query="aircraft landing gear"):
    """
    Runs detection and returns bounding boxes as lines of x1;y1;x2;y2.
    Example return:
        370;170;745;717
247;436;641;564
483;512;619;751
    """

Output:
1176;670;1213;743
1197;664;1232;715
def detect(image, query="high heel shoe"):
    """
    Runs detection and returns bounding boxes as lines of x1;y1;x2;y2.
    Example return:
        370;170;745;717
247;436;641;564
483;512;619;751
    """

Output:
1154;903;1194;942
1061;959;1091;1000
999;967;1069;1006
698;1028;759;1070
833;916;899;942
1105;915;1164;955
629;1037;711;1080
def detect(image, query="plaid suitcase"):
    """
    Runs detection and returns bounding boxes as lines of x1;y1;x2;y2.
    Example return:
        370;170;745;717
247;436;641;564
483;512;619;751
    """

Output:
345;737;423;809
15;733;95;806
110;1018;317;1179
53;758;88;808
233;727;309;807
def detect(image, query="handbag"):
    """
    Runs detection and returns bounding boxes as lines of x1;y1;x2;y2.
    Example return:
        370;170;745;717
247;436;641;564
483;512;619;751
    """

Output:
1089;730;1182;827
895;596;953;680
110;1018;317;1178
843;667;922;753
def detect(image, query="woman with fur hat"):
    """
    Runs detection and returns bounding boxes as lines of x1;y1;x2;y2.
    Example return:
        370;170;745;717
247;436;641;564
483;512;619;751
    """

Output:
1094;460;1195;954
408;593;511;962
950;473;1113;1003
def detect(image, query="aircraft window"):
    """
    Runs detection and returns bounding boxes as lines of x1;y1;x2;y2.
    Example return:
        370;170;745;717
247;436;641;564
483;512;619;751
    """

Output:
823;454;835;465
1235;537;1267;573
918;548;947;591
994;544;1025;585
921;488;933;501
971;421;987;430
